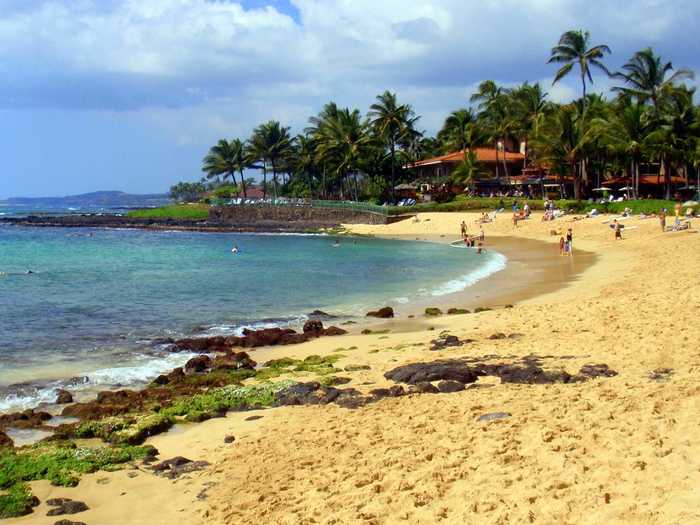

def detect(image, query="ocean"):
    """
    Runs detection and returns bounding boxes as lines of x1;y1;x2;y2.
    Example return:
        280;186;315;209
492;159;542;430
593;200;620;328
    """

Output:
0;223;506;412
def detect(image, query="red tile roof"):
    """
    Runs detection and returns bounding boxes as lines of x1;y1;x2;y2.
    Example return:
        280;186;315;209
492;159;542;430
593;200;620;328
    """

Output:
410;148;525;167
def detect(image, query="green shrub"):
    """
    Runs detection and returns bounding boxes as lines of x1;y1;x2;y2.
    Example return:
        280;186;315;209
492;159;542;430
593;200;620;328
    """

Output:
0;483;34;518
425;307;443;316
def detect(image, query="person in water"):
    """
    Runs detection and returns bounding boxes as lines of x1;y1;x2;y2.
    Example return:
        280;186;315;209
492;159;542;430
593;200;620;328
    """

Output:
476;242;485;254
231;244;239;254
333;239;340;247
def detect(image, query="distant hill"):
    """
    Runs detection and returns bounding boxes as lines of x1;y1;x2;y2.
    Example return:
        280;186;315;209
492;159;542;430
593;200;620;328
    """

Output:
0;191;170;209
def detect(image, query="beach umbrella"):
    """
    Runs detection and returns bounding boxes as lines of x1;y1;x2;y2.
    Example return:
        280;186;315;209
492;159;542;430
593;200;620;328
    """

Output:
683;200;698;207
619;186;634;191
592;187;611;192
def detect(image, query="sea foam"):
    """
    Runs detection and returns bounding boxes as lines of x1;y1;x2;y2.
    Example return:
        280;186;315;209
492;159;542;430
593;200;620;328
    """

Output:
430;252;507;296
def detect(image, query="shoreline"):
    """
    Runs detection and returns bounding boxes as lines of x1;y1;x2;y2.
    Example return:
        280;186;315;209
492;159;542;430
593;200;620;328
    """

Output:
5;210;700;525
0;226;583;419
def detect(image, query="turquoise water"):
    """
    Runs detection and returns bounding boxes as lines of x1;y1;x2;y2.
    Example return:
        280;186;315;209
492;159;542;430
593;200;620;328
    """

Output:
0;225;505;410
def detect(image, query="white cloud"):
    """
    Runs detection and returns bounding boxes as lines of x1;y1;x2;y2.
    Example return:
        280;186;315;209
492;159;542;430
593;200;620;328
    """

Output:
0;0;699;136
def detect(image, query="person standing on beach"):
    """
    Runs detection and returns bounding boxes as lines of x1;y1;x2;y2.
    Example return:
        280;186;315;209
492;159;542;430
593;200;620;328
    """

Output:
565;228;573;256
660;210;666;232
559;236;565;256
460;221;467;238
613;220;623;240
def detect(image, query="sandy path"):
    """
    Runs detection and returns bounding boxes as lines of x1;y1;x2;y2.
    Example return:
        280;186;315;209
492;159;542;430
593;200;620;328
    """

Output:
8;210;700;525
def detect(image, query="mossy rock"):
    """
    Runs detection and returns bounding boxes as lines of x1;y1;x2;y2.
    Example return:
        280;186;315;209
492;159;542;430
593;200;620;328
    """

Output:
447;308;470;315
474;307;492;313
344;364;371;372
424;307;443;316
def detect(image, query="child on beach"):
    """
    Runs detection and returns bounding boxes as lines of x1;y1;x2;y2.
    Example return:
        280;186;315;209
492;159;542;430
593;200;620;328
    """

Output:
660;210;666;232
565;228;573;256
476;242;485;254
559;236;565;256
613;220;623;240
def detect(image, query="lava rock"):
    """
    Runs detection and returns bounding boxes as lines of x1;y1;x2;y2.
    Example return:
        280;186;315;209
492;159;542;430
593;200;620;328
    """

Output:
385;360;479;385
408;382;440;394
224;435;235;444
302;320;325;335
365;307;394;318
437;380;466;393
488;333;507;340
369;385;406;398
55;390;73;404
244;415;264;421
184;355;212;375
344;364;371;372
447;308;470;315
578;364;618;379
0;409;52;429
46;500;89;516
0;430;14;448
54;520;87;525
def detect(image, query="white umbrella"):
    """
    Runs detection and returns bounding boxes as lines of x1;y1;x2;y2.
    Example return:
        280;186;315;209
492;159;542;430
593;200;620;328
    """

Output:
619;186;634;191
592;187;611;192
683;200;699;207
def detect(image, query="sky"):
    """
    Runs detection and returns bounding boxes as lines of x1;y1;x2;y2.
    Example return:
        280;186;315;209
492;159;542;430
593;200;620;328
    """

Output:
1;0;699;198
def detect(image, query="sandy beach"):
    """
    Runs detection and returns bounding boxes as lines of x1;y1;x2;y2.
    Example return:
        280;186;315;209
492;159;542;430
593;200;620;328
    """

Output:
7;210;700;525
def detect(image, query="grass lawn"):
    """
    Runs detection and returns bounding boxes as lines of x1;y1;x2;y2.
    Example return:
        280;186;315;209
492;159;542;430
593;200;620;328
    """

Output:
126;203;210;220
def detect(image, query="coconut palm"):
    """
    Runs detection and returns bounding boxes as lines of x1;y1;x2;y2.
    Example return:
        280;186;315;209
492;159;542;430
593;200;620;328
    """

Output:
511;82;551;166
202;139;241;189
612;48;695;115
369;91;419;202
470;81;514;178
316;108;373;201
249;121;294;200
548;30;611;105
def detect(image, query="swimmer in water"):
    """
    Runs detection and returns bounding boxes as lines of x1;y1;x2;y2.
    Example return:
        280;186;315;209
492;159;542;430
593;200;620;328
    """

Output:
231;244;239;254
333;239;340;247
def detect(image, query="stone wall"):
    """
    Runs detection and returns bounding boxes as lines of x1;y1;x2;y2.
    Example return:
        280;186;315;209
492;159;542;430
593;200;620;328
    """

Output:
208;205;387;227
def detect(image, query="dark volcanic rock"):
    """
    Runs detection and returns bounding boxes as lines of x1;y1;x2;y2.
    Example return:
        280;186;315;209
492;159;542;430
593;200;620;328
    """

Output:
369;385;406;399
54;520;87;525
578;364;618;379
365;307;394;318
308;309;335;319
302;320;324;336
495;364;573;384
224;435;235;444
488;333;507;340
245;415;264;421
384;360;479;385
55;389;73;404
46;500;89;516
211;351;256;370
430;334;462;351
408;382;440;394
47;498;74;507
184;355;212;375
437;380;466;393
173;336;227;353
0;430;14;448
0;409;52;429
150;456;209;478
322;326;348;336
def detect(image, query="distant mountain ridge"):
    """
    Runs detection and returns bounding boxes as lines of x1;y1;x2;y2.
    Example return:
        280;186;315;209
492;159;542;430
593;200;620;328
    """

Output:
0;191;170;208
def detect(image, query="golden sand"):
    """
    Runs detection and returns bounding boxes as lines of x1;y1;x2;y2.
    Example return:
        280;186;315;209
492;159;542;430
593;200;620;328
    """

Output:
8;211;700;525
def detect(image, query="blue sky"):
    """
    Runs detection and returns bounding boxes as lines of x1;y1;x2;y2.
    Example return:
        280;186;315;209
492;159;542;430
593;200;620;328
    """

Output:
1;0;699;198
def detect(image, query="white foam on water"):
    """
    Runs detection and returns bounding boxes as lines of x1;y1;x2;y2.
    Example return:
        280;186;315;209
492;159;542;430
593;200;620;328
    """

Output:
430;252;507;297
86;351;198;386
393;297;410;304
0;388;61;413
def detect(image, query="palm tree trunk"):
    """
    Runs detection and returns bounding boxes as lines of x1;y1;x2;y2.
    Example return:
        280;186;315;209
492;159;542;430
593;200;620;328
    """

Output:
271;158;278;201
494;142;500;181
390;141;396;203
262;163;268;200
663;157;672;200
239;169;247;198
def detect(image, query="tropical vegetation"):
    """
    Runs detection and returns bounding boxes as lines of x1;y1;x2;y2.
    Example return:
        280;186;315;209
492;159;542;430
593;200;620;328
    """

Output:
174;31;698;204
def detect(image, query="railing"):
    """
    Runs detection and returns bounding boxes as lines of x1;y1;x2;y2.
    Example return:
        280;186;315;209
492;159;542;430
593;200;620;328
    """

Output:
211;197;388;216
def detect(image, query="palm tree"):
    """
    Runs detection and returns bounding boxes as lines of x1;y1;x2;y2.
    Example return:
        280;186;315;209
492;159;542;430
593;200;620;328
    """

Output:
548;30;611;106
202;139;241;189
437;109;482;153
512;82;551;166
451;150;483;188
612;48;695;116
249;121;294;200
316;108;373;201
590;96;651;197
369;91;419;203
470;81;513;179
